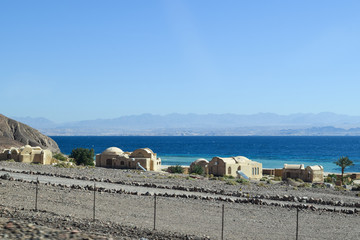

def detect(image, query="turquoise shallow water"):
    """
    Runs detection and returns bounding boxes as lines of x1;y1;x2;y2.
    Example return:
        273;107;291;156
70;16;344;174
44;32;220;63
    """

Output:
52;136;360;173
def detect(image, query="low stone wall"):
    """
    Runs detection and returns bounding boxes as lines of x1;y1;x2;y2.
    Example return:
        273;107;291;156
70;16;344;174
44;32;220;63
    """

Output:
1;170;359;215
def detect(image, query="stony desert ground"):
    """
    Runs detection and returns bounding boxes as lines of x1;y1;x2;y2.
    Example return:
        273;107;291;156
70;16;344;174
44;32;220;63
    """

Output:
0;162;359;239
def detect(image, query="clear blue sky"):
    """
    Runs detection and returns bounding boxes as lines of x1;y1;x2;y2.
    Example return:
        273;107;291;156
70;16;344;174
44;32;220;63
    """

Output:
1;0;360;122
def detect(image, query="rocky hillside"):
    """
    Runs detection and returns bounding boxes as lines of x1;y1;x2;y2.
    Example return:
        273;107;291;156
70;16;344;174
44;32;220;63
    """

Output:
0;114;60;152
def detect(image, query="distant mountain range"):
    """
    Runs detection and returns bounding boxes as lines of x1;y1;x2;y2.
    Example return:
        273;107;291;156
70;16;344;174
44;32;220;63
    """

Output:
12;112;360;136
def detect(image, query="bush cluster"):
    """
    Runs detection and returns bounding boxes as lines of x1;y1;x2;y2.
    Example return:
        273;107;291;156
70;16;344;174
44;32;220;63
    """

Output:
54;162;75;168
69;148;95;166
189;165;204;175
53;153;67;161
167;165;184;174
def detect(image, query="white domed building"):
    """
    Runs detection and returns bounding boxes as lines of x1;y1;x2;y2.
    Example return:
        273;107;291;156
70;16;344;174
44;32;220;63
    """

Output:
95;147;161;171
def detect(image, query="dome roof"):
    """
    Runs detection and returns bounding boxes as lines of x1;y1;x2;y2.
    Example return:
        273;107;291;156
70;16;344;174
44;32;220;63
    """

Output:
194;158;209;164
102;147;123;155
143;148;154;154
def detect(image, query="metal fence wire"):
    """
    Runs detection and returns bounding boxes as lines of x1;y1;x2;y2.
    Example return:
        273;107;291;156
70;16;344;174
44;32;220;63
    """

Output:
0;179;359;240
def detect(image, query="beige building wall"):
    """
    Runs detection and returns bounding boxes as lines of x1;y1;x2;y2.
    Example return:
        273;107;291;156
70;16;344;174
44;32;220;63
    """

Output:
95;147;161;171
208;156;262;180
282;164;324;183
305;165;324;183
0;145;52;165
282;164;305;180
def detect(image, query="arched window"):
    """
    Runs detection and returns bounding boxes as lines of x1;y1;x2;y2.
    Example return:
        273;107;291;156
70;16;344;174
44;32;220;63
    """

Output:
237;166;241;171
228;167;231;175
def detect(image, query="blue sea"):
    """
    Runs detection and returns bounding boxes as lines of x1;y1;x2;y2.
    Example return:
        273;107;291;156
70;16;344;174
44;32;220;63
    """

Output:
51;136;360;173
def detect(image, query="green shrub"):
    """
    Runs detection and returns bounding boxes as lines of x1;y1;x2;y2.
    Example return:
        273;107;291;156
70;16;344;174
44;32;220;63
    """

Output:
189;165;204;175
312;183;325;189
53;153;67;161
69;148;94;166
299;183;312;188
324;174;337;183
226;180;238;185
167;165;184;174
266;179;273;184
224;175;235;179
5;159;15;162
335;185;346;191
295;178;304;183
342;176;353;185
273;176;282;181
54;161;74;168
236;178;249;184
257;182;267;187
260;177;267;181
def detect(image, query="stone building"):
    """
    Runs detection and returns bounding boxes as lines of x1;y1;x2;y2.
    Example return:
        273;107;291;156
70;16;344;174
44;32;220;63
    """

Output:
189;158;209;174
282;164;324;183
304;165;324;183
206;156;262;180
95;147;161;171
0;145;53;164
282;164;305;180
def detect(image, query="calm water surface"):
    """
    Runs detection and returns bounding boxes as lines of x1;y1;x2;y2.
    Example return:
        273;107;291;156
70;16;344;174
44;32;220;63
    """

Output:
51;136;360;173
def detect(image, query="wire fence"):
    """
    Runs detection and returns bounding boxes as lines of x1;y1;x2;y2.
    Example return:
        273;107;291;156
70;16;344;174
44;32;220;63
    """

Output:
1;179;359;240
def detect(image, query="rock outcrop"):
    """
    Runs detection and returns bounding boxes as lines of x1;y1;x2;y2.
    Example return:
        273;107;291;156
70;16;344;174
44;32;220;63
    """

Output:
0;114;60;153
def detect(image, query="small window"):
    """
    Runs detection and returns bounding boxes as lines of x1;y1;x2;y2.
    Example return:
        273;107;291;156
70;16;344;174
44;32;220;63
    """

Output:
120;161;124;165
237;166;241;171
228;167;231;174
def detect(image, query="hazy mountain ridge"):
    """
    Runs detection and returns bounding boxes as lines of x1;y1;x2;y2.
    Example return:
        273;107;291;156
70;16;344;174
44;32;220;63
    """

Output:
12;113;360;136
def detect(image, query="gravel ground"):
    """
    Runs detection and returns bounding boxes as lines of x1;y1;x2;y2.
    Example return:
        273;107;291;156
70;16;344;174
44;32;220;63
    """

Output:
0;162;360;239
0;162;359;203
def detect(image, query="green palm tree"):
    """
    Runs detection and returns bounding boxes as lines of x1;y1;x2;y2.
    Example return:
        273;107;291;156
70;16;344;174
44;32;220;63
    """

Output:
334;156;354;183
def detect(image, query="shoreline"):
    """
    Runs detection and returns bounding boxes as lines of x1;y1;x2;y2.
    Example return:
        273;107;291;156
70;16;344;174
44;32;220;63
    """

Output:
159;165;360;176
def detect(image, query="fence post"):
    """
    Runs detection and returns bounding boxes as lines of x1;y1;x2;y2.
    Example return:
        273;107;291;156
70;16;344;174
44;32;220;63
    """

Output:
221;204;225;240
93;182;96;222
35;177;39;211
153;195;157;230
296;207;299;240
